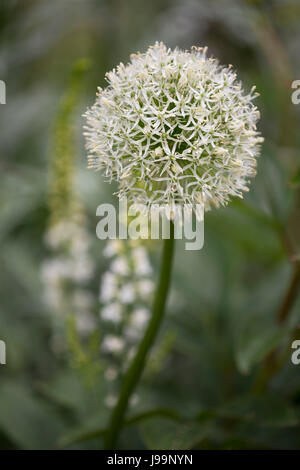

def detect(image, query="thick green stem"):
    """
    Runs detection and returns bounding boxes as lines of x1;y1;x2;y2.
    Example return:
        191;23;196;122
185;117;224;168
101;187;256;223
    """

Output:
104;223;175;449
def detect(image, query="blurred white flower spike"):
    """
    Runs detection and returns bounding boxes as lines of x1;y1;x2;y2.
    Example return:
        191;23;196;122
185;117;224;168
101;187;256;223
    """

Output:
85;42;263;214
42;216;96;339
99;238;154;407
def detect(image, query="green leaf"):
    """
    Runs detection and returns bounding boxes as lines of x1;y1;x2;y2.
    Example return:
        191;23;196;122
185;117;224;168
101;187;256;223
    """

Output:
217;395;298;428
40;369;108;418
235;322;286;374
139;417;211;450
58;423;106;449
0;380;64;449
289;168;300;188
58;407;184;448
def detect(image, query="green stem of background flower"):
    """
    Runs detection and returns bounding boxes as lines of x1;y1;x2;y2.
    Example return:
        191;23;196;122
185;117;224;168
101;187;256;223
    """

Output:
104;222;175;449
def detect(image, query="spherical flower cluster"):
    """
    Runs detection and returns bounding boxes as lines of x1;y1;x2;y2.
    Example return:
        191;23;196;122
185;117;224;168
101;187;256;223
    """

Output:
84;42;263;211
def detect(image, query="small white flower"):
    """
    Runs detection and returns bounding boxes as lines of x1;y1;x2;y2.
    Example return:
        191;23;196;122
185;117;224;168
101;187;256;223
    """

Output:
130;394;139;407
138;279;154;297
100;302;122;323
72;258;93;282
102;335;125;354
70;233;91;258
104;367;118;381
119;283;136;304
132;247;152;275
41;258;73;283
100;272;117;303
105;394;118;408
110;256;129;276
131;308;150;329
124;308;150;341
45;221;76;249
103;240;123;258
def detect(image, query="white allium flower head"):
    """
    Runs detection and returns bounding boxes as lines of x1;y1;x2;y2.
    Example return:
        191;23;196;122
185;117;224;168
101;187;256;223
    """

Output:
84;42;263;211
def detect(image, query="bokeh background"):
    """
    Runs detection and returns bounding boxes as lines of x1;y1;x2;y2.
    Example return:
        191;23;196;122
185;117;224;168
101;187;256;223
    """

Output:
0;0;300;450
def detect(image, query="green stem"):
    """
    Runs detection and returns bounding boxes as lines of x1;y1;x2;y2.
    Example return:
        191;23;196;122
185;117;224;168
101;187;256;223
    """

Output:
104;222;175;449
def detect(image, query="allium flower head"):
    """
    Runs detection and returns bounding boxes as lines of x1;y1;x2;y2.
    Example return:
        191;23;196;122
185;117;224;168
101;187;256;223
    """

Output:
84;42;263;210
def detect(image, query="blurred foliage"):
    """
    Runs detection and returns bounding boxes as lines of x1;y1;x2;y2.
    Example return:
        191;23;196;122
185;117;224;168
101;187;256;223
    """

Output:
0;0;300;450
49;58;91;224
